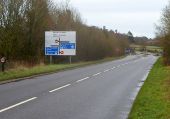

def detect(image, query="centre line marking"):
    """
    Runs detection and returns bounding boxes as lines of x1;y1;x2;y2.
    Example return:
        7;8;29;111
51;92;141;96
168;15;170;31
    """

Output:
111;67;116;70
0;97;37;113
49;84;71;93
76;77;89;83
104;69;110;72
93;72;101;76
117;65;121;68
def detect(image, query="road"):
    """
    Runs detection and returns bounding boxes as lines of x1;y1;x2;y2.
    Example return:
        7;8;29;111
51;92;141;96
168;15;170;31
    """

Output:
0;55;157;119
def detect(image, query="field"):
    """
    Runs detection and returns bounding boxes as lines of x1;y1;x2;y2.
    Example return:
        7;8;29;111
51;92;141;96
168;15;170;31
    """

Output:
130;45;163;52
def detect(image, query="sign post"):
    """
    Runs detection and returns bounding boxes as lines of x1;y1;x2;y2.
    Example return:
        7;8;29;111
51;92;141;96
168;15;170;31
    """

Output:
50;56;53;64
69;56;72;64
45;31;76;64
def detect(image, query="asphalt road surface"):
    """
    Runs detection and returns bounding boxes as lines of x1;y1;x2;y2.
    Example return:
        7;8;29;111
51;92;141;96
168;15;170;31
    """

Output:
0;55;157;119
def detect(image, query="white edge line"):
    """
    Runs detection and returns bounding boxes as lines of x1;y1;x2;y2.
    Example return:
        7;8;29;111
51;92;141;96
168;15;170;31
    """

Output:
76;77;89;83
49;84;71;93
141;72;150;82
0;97;37;113
93;72;101;76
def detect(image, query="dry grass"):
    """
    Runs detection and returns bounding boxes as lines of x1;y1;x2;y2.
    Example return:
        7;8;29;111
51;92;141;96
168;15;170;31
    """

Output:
0;56;124;82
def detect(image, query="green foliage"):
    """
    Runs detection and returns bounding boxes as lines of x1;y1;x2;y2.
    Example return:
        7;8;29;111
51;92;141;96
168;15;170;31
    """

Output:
129;58;170;119
162;35;170;65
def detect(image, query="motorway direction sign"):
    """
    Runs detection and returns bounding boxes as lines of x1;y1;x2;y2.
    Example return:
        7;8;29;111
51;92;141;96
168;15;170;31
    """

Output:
45;31;76;56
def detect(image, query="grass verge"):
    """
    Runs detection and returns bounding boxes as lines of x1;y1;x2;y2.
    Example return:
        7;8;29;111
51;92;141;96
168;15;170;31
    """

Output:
130;45;163;52
128;58;170;119
0;56;123;83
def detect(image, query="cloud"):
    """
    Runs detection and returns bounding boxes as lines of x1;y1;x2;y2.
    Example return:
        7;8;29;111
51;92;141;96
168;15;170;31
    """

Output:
54;0;169;38
83;11;160;37
70;0;168;12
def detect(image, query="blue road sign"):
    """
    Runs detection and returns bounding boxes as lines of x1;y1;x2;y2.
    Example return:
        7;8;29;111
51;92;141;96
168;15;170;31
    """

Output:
60;43;76;49
46;47;59;55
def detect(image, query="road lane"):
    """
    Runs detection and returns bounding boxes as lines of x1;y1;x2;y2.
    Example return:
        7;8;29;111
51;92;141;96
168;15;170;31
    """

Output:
0;55;140;108
0;55;157;119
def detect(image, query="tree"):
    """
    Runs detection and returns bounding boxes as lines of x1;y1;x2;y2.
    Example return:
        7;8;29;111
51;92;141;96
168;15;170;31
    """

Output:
0;0;51;64
156;1;170;65
127;31;134;43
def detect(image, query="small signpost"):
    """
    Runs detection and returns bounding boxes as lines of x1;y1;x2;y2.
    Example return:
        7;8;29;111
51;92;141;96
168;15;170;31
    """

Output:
0;55;6;72
45;31;76;64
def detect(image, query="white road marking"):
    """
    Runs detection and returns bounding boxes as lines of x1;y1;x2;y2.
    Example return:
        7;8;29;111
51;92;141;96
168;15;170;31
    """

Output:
111;67;116;70
76;77;89;83
93;72;101;76
137;82;144;87
141;72;150;82
0;97;37;113
117;65;121;68
49;84;71;93
104;69;110;72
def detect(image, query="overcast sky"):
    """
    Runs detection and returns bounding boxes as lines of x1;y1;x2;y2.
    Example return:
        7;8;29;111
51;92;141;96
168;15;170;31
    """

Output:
54;0;169;38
